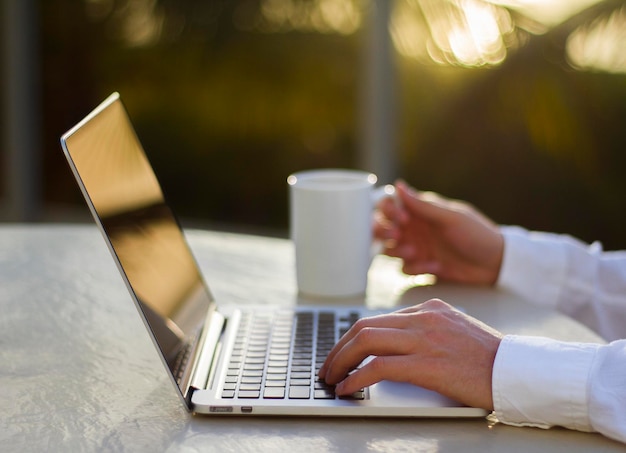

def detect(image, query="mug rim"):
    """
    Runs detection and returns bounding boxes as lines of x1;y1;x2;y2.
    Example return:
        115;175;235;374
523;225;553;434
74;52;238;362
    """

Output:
287;169;377;190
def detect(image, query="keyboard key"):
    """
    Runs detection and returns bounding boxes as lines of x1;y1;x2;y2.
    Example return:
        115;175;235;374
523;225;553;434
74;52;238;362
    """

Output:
317;342;335;349
289;378;311;386
314;389;335;399
238;390;260;399
266;373;287;381
245;357;265;364
314;380;332;389
264;380;286;387
268;360;288;368
339;390;365;400
263;387;286;399
291;359;311;366
248;340;268;348
243;363;264;371
289;386;310;399
222;390;235;398
290;372;311;379
241;376;262;384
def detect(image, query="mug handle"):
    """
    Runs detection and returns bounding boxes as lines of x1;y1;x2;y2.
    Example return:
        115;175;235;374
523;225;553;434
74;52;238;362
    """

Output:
370;184;397;261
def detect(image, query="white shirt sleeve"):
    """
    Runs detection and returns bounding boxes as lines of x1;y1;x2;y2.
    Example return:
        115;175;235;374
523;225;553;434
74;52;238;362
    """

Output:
493;336;626;443
498;226;626;341
493;226;626;443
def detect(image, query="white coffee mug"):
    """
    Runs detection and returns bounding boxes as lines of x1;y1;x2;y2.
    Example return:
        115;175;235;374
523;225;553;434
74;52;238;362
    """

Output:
287;169;395;298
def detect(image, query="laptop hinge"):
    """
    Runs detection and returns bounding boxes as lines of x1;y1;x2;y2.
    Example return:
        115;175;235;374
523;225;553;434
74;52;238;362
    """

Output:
188;310;225;393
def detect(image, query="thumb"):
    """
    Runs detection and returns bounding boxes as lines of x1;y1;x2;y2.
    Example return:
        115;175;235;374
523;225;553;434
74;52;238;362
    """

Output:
396;181;453;225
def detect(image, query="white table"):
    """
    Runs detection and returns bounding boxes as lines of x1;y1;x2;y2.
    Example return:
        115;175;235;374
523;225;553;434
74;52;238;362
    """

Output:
1;225;622;451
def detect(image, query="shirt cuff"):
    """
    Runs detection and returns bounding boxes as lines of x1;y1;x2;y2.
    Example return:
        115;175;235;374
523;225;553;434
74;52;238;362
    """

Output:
492;335;599;432
497;226;568;309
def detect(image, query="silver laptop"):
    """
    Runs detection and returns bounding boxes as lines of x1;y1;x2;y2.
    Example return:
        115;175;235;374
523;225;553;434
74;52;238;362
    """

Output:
60;92;486;418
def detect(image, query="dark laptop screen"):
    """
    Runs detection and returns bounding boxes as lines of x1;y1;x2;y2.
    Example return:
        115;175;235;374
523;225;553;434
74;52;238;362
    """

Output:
61;93;214;397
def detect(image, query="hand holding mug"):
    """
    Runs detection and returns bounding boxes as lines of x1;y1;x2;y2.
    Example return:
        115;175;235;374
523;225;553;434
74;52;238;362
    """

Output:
374;182;504;285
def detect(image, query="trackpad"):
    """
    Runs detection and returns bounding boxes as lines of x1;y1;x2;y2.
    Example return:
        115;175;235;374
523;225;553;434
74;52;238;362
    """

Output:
370;380;465;408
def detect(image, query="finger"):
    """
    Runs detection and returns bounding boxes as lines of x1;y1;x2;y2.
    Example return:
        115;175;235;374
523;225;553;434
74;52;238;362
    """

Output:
322;326;417;385
373;215;400;243
385;242;441;276
376;196;397;218
381;241;420;262
333;355;415;396
396;182;455;226
395;304;425;314
318;320;383;380
319;313;414;378
395;298;452;314
377;195;410;226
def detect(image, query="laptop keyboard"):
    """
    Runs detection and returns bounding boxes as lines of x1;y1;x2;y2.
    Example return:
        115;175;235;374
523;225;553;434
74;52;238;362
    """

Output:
221;310;365;401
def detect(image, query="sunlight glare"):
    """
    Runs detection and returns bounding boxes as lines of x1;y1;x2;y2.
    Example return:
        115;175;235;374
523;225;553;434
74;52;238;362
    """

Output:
319;0;361;34
259;0;361;34
390;2;431;61
488;0;603;28
466;0;507;62
120;0;163;47
566;5;626;74
393;0;512;67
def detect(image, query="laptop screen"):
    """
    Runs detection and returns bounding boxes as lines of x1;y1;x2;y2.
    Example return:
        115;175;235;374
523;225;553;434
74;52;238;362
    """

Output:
61;93;214;397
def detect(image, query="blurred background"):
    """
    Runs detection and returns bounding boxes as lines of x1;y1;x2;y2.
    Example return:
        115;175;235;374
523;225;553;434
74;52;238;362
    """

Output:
2;0;626;247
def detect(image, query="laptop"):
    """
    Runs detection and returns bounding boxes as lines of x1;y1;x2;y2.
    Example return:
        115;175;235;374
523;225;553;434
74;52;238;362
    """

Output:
60;92;487;418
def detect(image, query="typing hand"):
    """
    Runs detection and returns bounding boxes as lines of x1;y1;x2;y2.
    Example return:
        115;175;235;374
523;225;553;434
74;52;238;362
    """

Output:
319;299;502;410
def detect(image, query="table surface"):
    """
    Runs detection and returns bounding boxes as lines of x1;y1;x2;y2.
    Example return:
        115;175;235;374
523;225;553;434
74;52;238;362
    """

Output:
1;224;623;452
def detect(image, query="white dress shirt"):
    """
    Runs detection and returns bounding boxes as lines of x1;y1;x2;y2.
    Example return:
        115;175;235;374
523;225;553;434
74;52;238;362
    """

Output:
493;226;626;443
